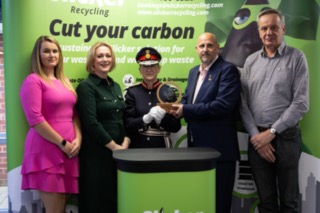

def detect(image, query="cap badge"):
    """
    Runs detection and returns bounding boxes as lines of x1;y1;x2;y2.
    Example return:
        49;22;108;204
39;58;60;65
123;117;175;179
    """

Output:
145;50;151;59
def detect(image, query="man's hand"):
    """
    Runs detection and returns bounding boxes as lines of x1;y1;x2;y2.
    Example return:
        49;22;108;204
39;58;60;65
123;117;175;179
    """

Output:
251;130;276;162
171;104;183;118
250;130;275;150
256;143;276;163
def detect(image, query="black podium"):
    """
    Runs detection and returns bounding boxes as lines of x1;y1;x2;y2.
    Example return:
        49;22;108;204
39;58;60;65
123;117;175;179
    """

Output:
113;147;221;213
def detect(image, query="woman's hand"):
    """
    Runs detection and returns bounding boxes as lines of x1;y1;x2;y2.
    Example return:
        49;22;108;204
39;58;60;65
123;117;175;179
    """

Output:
121;137;131;149
59;141;73;156
106;138;130;151
68;138;82;158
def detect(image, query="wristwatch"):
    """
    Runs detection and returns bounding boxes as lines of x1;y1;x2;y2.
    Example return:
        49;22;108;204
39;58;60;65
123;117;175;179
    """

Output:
61;139;67;147
270;128;277;134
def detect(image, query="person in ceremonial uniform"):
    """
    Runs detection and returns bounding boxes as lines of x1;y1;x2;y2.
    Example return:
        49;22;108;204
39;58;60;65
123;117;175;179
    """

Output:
124;47;181;148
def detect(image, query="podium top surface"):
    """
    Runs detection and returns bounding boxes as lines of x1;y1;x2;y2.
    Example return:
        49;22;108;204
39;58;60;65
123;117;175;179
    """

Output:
113;147;221;173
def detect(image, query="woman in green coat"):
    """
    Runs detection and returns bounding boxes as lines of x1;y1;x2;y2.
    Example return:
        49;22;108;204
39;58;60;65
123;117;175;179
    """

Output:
76;42;130;213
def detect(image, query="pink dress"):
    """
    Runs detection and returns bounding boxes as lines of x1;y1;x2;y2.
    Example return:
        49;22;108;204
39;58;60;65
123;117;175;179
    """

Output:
20;73;79;193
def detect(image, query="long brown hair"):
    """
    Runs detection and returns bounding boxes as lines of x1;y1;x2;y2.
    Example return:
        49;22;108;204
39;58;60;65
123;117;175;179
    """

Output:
30;35;75;94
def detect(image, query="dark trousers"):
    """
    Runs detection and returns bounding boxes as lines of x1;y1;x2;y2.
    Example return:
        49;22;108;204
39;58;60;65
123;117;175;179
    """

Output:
216;161;236;213
78;152;118;213
248;126;302;213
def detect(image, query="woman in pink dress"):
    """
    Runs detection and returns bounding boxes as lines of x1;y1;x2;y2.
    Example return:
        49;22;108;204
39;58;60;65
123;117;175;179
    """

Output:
20;35;81;213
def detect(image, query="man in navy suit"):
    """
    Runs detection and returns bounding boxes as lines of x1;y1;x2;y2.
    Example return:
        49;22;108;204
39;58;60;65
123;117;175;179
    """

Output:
173;32;241;213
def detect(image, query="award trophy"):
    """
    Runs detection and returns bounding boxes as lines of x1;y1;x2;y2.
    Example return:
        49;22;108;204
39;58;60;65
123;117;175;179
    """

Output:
156;81;182;112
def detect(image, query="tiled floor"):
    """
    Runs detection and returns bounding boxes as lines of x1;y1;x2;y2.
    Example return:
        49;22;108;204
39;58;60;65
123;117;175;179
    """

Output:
0;186;8;211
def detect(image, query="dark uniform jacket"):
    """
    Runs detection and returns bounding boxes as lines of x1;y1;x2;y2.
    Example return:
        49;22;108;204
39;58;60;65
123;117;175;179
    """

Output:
125;80;181;148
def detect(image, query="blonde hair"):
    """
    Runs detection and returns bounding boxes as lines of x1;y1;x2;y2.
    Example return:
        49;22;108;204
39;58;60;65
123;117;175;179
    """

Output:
30;35;75;94
86;42;116;73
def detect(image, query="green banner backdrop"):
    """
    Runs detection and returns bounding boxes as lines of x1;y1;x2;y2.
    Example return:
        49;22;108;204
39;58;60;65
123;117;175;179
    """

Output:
3;0;320;212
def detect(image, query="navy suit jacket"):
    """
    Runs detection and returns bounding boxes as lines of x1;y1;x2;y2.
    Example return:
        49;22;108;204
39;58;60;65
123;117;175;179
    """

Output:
182;56;241;161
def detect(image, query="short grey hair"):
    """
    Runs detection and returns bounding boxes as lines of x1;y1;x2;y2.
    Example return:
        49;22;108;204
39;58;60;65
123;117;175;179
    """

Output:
257;8;285;26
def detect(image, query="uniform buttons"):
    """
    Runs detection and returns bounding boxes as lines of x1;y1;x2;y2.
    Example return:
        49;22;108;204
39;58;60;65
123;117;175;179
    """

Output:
114;100;117;102
148;102;151;105
149;91;151;95
147;137;150;141
116;109;119;112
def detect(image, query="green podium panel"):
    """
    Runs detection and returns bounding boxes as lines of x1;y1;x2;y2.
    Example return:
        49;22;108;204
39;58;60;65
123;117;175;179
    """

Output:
113;148;221;213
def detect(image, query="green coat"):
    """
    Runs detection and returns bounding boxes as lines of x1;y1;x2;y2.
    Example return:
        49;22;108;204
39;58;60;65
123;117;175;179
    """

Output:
76;73;126;213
